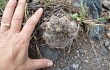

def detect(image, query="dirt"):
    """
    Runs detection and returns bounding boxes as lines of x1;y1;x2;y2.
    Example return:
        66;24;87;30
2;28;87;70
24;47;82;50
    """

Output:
0;0;110;70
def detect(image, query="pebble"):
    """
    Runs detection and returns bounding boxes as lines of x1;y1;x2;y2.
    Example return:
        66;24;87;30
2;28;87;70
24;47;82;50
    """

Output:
107;32;110;38
79;48;84;54
76;51;79;53
106;46;110;52
60;63;80;70
103;40;110;47
73;2;80;8
102;40;110;53
78;48;85;57
108;46;110;50
84;60;89;63
70;64;80;70
87;57;89;59
89;25;105;41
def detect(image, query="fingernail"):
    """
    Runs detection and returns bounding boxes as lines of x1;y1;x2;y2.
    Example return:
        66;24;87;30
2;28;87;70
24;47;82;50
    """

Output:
37;8;43;12
47;61;53;66
9;0;16;2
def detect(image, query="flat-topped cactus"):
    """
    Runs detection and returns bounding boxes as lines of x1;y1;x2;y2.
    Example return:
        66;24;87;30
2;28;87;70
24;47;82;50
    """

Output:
41;15;79;48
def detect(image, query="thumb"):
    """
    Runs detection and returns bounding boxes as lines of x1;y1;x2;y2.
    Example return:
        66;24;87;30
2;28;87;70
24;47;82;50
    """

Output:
25;59;53;70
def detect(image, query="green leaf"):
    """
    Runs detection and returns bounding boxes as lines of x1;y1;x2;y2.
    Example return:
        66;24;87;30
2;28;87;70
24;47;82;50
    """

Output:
71;13;79;20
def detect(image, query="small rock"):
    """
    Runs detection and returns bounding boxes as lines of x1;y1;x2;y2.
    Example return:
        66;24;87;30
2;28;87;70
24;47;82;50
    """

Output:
106;32;110;38
84;60;89;63
73;2;80;8
79;48;84;54
78;48;85;57
86;0;102;19
105;46;110;53
39;45;58;62
89;25;105;41
70;64;80;70
108;46;110;51
103;40;110;47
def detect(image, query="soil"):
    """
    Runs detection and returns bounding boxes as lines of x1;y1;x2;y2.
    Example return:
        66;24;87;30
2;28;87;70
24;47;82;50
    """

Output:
1;0;110;70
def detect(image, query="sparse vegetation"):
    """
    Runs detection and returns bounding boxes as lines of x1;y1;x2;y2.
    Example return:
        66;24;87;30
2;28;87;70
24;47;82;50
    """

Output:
79;0;87;21
71;0;87;22
71;0;110;27
44;0;51;6
71;13;79;20
0;0;110;70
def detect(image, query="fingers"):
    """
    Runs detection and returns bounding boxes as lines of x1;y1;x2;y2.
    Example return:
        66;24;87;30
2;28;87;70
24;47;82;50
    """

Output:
10;0;26;33
26;59;53;70
0;0;16;33
21;8;43;39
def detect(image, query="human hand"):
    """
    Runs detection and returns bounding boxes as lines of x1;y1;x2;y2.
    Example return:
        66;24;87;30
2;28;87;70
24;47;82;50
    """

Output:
0;0;53;70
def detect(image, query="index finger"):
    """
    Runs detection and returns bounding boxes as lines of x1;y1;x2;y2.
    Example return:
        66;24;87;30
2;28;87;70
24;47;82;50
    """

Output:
20;8;43;39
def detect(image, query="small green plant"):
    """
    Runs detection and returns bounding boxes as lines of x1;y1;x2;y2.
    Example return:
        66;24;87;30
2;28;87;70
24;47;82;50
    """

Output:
71;0;87;21
95;17;110;22
71;13;79;20
79;0;87;21
44;0;51;6
0;0;6;12
71;0;110;27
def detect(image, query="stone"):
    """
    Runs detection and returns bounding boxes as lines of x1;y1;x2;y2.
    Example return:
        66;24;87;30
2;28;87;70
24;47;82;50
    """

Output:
105;46;110;53
70;64;80;70
106;32;110;38
89;25;105;41
108;46;110;51
39;45;58;62
78;48;85;57
86;0;102;19
73;1;80;8
61;64;80;70
103;40;110;47
79;48;84;54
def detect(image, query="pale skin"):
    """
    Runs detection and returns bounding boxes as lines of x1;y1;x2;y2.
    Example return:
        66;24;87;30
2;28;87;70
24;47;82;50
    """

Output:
0;0;53;70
